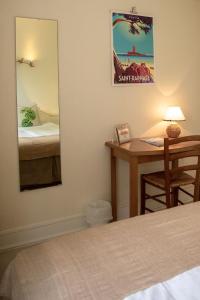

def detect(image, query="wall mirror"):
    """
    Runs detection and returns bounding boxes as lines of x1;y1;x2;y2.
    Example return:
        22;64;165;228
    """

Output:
16;17;62;191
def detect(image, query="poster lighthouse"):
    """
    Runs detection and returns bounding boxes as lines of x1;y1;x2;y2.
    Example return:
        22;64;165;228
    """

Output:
112;12;154;85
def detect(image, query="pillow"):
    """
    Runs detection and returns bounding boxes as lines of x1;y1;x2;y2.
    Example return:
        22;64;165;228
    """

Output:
38;109;59;125
18;104;40;127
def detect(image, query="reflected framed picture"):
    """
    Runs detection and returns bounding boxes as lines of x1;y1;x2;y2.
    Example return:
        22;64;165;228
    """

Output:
116;123;131;144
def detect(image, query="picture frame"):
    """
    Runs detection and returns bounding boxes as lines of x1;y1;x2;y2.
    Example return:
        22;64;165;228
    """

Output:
116;123;131;144
111;11;154;85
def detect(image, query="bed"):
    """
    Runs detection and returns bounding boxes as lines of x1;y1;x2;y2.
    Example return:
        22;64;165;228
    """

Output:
1;202;200;299
18;123;61;190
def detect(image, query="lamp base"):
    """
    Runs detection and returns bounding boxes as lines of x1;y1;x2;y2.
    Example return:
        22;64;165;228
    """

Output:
166;123;181;138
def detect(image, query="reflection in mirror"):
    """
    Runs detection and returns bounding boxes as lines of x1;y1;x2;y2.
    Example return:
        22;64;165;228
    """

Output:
16;17;62;191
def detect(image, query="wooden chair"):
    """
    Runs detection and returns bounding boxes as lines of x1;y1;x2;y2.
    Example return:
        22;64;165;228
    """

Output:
140;136;200;214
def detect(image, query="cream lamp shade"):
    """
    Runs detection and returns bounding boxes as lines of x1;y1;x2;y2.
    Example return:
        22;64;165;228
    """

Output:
163;106;186;121
164;106;185;138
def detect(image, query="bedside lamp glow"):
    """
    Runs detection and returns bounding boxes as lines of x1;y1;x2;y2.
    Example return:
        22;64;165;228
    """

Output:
163;106;185;138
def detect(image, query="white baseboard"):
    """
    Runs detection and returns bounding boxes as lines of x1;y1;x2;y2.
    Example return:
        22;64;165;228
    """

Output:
0;214;88;252
118;206;129;220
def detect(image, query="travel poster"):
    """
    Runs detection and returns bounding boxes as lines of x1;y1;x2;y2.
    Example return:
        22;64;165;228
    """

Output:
112;12;154;85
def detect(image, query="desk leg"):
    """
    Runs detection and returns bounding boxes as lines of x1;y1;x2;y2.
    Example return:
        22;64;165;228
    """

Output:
111;149;117;221
129;157;138;217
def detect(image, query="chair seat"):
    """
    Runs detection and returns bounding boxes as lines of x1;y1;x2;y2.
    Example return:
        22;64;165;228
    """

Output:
143;171;195;189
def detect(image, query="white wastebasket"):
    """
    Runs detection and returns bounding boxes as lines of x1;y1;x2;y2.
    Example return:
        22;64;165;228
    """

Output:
86;200;113;227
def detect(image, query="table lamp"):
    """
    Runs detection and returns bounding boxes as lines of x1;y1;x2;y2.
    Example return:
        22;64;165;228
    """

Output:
163;106;185;138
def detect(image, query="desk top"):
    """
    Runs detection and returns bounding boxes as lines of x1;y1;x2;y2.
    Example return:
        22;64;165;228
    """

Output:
105;138;200;157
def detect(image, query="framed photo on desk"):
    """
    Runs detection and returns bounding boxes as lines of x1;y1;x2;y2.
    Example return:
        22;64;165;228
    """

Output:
116;123;131;144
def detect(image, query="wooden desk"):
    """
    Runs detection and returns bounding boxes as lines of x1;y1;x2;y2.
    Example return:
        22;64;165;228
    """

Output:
105;139;164;220
106;138;200;220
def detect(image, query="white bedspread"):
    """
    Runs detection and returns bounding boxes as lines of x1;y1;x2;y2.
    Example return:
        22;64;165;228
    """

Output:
2;203;200;300
18;122;59;138
125;266;200;300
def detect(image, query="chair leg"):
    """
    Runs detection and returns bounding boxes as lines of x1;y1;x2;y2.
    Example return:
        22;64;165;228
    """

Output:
166;187;171;208
140;176;146;215
194;182;200;202
171;187;178;207
174;188;179;206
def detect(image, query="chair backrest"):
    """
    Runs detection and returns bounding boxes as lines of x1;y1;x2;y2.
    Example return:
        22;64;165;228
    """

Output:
164;135;200;206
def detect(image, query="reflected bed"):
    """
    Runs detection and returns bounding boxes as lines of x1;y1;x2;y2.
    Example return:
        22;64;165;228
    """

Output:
18;123;61;190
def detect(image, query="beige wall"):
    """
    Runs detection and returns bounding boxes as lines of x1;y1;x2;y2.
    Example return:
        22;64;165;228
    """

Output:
0;0;200;233
16;18;59;114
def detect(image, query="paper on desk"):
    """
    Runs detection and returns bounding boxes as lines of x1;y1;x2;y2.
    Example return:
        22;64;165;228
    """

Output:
141;137;164;147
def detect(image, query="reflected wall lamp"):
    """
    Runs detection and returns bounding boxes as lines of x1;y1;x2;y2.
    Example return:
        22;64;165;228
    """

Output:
16;57;35;67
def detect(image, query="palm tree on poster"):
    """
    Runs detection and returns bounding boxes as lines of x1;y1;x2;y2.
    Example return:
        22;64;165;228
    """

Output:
113;14;152;35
